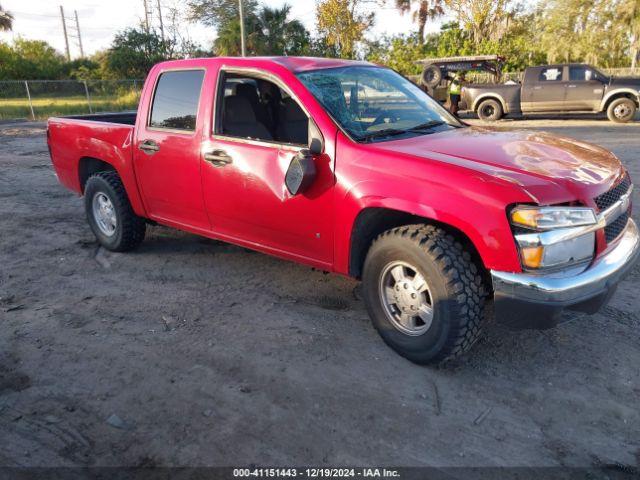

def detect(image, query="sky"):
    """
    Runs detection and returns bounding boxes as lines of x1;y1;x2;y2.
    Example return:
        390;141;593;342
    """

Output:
0;0;447;59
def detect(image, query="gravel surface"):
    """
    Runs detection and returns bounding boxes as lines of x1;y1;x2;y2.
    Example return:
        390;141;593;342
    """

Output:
0;119;639;468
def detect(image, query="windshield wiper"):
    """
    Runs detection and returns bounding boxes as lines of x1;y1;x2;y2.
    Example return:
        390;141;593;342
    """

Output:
359;121;449;143
359;128;410;142
407;120;446;132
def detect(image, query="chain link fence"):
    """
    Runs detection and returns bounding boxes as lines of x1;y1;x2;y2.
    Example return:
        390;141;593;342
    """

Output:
0;80;143;121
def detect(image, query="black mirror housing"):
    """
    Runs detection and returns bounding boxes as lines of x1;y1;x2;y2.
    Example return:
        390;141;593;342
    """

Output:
285;149;316;196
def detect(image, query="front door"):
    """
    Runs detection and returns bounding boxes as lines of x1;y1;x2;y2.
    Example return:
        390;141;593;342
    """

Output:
200;70;335;267
565;66;605;111
522;66;568;112
134;69;210;230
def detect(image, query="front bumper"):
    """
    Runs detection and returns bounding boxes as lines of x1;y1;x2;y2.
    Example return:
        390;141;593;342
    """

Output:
491;219;640;329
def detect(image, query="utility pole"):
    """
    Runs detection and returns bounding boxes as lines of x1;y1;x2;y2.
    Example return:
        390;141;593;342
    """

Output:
238;0;246;57
143;0;150;32
156;0;165;41
59;5;70;61
74;10;84;57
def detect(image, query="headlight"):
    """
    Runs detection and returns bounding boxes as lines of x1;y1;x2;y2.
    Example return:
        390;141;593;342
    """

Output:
510;206;598;269
511;206;597;230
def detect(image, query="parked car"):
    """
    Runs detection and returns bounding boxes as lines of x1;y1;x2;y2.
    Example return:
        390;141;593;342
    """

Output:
47;57;639;365
462;63;640;122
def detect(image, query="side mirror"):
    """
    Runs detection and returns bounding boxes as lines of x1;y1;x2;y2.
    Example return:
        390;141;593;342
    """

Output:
285;149;316;196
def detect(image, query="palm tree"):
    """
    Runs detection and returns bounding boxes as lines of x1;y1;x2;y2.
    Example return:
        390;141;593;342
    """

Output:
393;0;444;43
256;5;308;55
0;3;14;31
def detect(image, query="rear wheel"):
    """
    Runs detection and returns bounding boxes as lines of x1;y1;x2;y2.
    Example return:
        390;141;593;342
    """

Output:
362;224;488;365
477;99;503;121
84;171;146;252
607;97;636;123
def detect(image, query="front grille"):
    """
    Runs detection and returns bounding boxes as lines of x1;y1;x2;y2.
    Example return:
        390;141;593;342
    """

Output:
594;172;631;211
604;209;630;243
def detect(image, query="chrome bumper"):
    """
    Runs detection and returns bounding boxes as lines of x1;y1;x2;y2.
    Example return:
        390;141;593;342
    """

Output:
491;219;640;329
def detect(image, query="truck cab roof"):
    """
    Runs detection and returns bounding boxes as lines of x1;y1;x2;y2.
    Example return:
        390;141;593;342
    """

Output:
153;56;376;74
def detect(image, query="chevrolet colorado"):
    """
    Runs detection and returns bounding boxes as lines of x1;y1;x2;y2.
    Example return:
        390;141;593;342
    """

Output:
47;57;639;364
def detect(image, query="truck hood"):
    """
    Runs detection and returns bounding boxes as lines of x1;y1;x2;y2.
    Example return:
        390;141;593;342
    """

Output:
609;77;640;87
374;127;623;204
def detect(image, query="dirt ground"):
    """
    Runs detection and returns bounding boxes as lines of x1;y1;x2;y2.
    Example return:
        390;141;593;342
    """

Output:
1;118;639;469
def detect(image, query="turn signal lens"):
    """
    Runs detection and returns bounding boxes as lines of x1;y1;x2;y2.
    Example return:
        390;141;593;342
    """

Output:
511;209;540;229
520;246;544;268
511;206;597;230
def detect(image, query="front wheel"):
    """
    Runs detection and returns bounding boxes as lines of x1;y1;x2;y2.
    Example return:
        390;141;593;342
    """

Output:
84;171;146;252
607;98;636;123
362;225;488;365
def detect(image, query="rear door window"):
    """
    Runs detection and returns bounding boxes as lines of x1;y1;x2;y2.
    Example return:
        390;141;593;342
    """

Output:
149;70;205;131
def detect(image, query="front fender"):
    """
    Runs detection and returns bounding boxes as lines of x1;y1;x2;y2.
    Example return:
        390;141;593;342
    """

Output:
600;88;640;110
333;173;530;277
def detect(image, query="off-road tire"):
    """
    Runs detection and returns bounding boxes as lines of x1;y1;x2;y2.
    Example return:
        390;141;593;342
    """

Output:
477;99;503;121
362;224;488;365
421;65;443;88
606;97;636;123
84;171;146;252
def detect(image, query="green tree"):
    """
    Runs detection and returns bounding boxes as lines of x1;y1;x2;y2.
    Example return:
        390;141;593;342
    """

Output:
538;0;632;67
187;0;259;29
316;0;375;59
391;0;444;44
106;28;172;78
444;0;517;46
616;0;640;67
0;3;13;31
256;5;309;55
188;0;262;55
0;39;66;79
365;34;432;74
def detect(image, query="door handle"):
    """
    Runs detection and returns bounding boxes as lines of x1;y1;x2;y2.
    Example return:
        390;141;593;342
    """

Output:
567;84;577;88
139;139;160;154
204;150;232;167
533;86;542;90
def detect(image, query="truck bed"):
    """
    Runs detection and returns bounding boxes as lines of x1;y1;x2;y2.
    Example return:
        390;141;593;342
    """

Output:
62;111;137;125
48;112;137;195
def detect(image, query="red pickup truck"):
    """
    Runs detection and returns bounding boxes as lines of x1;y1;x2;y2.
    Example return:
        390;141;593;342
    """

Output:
48;57;639;365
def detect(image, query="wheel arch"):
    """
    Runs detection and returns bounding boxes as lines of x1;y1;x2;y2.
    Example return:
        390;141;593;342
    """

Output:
78;157;117;193
77;155;148;218
601;90;640;111
473;94;507;113
348;206;489;287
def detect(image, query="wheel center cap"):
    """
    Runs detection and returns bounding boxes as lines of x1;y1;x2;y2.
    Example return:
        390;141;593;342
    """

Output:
394;282;421;311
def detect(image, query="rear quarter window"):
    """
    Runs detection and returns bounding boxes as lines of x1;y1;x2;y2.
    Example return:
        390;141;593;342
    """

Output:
149;70;205;131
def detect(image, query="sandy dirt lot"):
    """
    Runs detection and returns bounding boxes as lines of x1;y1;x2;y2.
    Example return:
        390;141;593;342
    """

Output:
0;118;639;469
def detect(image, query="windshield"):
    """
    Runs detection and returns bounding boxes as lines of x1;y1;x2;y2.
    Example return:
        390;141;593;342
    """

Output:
297;66;462;143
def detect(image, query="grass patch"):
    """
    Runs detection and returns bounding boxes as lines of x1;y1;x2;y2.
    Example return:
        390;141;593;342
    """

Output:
0;91;140;120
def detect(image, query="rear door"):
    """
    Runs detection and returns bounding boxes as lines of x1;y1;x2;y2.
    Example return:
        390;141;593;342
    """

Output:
133;68;210;230
522;66;568;112
565;66;605;111
200;68;335;267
